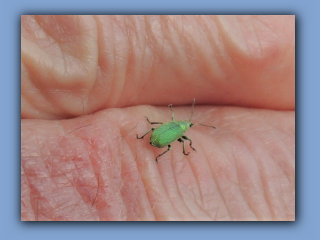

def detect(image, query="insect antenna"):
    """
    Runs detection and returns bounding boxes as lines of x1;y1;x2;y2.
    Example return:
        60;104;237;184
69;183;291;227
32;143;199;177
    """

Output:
190;99;216;129
189;98;196;121
195;123;216;129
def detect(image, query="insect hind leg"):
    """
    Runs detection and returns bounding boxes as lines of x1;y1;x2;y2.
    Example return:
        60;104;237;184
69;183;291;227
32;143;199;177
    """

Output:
136;128;154;139
145;116;163;125
155;145;171;163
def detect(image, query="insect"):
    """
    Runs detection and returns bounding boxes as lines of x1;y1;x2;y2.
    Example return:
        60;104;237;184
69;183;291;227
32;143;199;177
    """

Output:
136;99;216;163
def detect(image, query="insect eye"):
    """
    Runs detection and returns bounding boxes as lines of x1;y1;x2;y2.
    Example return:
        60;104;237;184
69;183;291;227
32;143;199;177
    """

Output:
190;123;193;127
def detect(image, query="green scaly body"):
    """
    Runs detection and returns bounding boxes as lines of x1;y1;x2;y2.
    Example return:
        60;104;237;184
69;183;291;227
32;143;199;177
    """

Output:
136;99;216;163
150;121;191;148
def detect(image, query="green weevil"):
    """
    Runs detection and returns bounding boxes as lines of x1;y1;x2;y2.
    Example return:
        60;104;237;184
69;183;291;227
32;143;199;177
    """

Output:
136;99;216;163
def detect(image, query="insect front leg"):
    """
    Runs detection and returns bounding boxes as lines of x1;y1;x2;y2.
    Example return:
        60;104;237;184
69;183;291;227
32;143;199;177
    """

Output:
168;104;175;121
178;138;190;156
182;136;197;152
155;145;171;163
136;128;155;139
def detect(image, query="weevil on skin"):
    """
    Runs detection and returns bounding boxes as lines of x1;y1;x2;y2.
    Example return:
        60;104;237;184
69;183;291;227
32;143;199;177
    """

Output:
136;99;216;163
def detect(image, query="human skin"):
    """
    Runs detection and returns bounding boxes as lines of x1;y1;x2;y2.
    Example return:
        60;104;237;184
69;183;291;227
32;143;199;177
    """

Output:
21;15;295;221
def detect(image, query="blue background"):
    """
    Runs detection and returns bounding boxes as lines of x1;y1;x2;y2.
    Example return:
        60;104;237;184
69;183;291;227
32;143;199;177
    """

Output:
3;0;319;239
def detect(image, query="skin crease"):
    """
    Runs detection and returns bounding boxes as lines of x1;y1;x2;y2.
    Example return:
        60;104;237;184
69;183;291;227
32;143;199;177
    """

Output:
21;15;295;221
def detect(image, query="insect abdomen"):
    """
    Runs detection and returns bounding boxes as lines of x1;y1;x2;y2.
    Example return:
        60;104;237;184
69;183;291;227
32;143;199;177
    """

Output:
150;122;185;148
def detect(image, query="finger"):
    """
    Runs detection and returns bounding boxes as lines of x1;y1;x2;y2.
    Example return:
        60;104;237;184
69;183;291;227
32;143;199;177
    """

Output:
21;105;294;220
22;15;295;119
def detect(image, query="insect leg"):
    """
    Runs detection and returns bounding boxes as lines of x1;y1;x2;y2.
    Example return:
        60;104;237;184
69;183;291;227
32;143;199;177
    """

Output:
178;138;190;156
182;136;197;152
136;128;154;139
155;145;171;163
168;104;175;121
145;116;163;125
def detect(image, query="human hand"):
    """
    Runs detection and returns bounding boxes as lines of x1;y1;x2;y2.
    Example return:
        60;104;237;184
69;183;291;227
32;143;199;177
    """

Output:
21;15;294;221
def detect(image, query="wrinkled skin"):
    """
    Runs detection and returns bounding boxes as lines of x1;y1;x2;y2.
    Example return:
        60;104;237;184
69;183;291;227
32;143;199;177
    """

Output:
21;15;295;221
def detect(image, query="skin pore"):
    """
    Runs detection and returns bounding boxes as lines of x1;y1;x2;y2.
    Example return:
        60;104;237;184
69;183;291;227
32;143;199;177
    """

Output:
21;15;295;220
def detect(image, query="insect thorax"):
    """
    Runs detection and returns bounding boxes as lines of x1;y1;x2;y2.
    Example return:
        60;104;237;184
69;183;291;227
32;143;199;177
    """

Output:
177;120;192;132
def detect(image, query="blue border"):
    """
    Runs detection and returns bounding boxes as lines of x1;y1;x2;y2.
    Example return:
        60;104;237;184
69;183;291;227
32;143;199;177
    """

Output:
4;0;320;239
